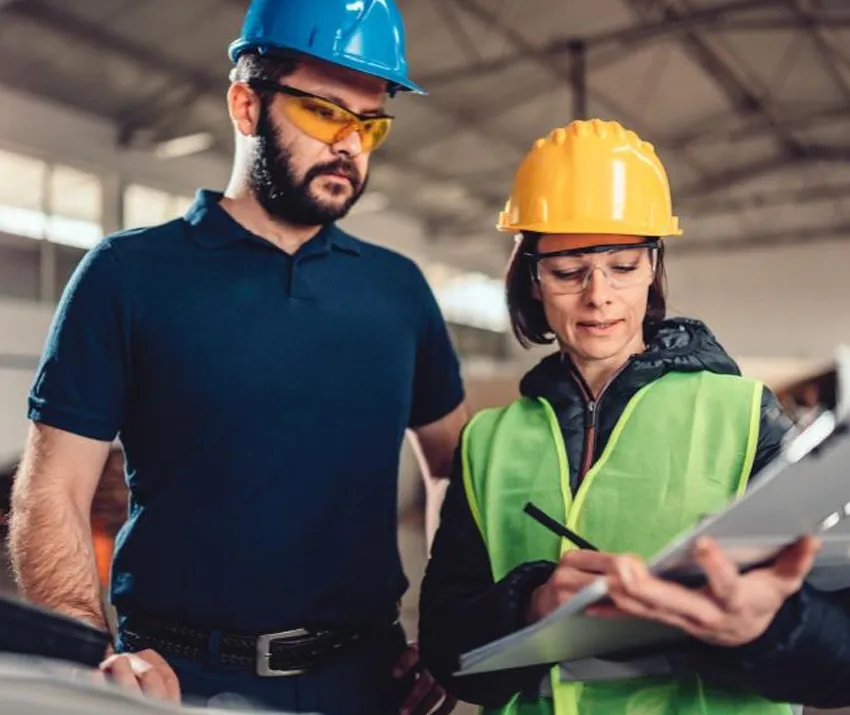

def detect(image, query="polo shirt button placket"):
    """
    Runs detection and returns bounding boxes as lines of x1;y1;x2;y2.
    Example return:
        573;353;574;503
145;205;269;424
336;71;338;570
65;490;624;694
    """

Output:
288;256;316;302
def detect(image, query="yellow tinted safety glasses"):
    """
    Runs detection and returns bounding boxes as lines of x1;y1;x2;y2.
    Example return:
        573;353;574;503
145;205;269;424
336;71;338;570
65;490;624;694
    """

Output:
250;79;394;153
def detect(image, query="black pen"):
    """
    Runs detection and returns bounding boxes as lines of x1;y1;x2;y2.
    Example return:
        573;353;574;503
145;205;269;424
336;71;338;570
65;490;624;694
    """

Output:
523;502;599;552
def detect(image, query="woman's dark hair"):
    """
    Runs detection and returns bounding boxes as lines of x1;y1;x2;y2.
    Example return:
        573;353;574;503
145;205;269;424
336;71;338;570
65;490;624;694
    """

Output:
506;232;668;348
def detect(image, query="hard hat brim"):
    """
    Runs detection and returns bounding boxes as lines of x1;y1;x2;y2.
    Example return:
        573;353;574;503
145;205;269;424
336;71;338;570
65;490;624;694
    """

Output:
227;40;427;96
497;217;683;238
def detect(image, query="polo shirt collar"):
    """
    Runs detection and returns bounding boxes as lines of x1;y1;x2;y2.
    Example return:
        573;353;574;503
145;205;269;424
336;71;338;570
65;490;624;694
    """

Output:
184;189;361;256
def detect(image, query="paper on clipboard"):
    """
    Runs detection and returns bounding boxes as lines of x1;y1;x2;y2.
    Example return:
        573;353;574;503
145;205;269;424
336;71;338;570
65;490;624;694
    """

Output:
457;410;850;676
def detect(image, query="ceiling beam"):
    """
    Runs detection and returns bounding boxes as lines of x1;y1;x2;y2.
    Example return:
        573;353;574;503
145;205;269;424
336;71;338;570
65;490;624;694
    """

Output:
450;0;649;134
449;0;708;179
428;0;483;64
6;0;224;98
677;146;850;199
681;180;850;215
623;0;807;158
590;0;850;49
417;0;804;89
667;220;850;257
413;0;848;157
785;0;850;104
397;76;558;152
667;104;850;150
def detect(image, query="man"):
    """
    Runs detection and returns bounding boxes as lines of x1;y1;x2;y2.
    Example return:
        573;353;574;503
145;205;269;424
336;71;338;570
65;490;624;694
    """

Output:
8;1;466;713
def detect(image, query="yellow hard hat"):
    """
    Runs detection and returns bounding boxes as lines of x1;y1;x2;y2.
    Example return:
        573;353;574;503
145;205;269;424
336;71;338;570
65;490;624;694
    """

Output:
497;119;682;238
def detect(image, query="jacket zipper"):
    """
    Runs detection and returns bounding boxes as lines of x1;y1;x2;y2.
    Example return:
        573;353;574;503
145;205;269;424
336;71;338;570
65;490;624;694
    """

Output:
569;359;633;484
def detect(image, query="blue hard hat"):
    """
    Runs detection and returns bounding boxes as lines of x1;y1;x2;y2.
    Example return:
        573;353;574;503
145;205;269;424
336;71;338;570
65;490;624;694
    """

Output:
228;0;425;96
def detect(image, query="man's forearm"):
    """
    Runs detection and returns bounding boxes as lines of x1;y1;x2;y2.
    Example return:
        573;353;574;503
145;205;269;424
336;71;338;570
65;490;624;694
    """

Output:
9;484;107;631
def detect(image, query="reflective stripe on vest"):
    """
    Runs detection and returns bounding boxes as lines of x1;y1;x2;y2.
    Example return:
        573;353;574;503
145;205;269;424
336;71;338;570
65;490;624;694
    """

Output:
462;371;793;715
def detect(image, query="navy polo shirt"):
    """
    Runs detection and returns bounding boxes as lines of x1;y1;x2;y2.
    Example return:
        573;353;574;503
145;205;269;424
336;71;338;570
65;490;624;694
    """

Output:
28;190;464;632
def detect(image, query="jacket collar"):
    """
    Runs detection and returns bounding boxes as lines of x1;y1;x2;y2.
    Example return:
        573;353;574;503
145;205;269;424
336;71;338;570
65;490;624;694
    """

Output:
519;318;741;405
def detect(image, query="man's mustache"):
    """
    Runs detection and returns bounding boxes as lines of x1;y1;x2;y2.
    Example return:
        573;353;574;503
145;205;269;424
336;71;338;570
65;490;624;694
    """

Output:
306;159;361;188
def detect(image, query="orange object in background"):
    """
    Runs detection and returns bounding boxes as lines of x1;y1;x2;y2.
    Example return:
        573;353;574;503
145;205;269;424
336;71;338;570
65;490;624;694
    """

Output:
93;530;114;588
90;448;128;590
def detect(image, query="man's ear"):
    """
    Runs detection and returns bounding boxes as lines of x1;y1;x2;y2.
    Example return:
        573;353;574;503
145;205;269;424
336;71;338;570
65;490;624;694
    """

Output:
228;83;262;138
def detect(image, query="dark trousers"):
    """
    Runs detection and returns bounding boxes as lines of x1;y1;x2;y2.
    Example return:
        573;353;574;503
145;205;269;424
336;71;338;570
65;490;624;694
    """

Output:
115;622;409;714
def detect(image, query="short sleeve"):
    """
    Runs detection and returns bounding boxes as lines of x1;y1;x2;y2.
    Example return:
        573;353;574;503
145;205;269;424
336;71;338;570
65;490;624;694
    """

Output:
408;270;464;428
28;242;132;442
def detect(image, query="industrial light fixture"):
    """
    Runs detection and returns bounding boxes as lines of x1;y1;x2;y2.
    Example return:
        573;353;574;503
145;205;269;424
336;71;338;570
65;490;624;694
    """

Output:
154;132;215;160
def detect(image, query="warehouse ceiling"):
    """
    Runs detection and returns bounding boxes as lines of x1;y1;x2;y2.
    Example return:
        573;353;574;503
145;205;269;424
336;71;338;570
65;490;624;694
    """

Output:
0;0;849;268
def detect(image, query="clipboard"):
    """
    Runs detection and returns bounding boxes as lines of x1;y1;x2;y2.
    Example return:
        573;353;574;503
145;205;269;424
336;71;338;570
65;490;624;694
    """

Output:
457;408;850;676
653;342;850;588
0;595;109;668
651;410;850;588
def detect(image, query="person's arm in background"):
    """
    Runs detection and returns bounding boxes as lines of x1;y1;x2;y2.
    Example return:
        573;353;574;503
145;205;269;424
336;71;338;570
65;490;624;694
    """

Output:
409;404;467;548
419;440;556;707
406;266;468;548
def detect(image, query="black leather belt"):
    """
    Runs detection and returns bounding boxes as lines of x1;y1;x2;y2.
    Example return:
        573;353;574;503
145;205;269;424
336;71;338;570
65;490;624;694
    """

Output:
120;614;402;677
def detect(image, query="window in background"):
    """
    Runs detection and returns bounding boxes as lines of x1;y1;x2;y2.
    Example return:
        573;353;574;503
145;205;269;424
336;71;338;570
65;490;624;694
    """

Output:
46;164;103;249
424;261;509;334
0;149;47;239
123;185;193;229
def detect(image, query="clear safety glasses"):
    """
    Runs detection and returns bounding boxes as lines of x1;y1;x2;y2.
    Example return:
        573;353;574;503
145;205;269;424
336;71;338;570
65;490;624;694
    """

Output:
525;241;659;295
250;80;394;153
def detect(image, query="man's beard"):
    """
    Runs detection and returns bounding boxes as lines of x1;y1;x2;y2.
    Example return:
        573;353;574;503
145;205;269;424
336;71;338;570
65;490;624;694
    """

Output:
249;104;368;227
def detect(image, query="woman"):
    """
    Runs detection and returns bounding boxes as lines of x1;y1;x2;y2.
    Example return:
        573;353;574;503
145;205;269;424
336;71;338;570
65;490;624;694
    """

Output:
418;119;850;715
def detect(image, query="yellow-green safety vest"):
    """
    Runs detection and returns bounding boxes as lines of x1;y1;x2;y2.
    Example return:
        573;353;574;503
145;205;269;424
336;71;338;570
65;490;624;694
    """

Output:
461;371;792;715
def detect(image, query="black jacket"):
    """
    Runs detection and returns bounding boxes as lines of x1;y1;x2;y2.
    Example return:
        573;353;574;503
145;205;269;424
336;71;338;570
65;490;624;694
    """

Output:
419;318;850;709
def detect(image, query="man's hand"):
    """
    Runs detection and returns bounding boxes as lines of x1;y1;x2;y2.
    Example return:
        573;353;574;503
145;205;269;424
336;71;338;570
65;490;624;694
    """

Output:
588;536;820;646
99;649;181;704
527;550;619;623
394;643;456;715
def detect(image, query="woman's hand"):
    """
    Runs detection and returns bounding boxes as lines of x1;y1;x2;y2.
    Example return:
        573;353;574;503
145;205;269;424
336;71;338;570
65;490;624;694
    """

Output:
588;536;821;646
527;550;621;623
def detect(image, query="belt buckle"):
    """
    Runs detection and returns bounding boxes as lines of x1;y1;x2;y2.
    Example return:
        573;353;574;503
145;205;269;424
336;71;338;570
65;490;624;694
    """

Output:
256;628;309;677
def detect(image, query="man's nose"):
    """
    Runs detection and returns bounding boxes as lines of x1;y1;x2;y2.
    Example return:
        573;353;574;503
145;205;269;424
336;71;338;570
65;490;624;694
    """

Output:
333;128;363;158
